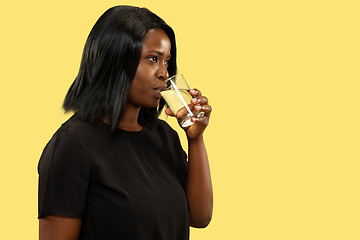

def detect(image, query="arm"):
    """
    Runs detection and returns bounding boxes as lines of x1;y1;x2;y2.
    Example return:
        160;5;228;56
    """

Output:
39;215;82;240
186;134;213;228
186;89;213;228
165;88;213;228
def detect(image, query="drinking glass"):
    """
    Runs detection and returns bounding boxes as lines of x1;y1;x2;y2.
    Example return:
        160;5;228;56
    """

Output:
161;74;204;127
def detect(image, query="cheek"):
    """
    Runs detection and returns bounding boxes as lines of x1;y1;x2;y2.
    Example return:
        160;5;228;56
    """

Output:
134;59;151;79
128;79;151;105
129;82;144;99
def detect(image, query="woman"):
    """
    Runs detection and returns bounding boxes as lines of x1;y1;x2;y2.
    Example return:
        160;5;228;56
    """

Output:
38;5;212;240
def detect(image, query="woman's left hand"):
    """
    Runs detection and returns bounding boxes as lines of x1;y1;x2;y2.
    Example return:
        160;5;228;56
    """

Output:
165;88;212;139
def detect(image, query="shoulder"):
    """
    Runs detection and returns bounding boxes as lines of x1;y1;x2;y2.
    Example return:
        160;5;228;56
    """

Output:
58;113;111;142
39;117;85;165
61;113;97;134
155;118;175;132
38;114;92;168
152;119;179;137
147;119;185;149
38;115;91;179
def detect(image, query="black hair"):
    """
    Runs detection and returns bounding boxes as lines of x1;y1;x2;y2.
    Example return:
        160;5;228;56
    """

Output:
63;5;177;132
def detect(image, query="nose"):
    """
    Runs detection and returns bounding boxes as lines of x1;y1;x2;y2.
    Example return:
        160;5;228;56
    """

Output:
155;63;169;81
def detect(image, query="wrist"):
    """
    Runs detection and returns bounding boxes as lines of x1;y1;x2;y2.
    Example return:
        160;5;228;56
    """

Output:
187;134;204;143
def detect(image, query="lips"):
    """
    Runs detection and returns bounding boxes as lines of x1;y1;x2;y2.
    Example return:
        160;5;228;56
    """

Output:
154;85;166;92
153;84;166;99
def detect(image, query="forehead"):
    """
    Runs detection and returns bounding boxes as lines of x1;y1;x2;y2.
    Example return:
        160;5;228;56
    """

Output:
142;29;171;53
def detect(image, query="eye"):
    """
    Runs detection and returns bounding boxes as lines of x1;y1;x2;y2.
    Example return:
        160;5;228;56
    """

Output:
148;56;158;63
165;59;170;68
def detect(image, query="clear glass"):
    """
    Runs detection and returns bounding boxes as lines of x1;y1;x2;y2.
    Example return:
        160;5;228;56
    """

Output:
161;74;205;127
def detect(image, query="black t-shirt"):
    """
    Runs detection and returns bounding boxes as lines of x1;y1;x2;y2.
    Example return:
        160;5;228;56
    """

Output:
38;114;189;239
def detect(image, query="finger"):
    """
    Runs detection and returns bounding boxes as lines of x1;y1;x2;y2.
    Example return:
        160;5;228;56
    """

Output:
191;95;208;105
189;88;202;97
194;105;212;116
191;115;209;126
165;108;175;116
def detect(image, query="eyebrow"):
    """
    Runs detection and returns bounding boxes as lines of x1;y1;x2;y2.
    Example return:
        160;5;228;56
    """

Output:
147;50;171;58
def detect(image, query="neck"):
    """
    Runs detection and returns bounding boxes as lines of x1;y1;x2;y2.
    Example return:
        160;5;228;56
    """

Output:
103;105;143;132
118;107;142;131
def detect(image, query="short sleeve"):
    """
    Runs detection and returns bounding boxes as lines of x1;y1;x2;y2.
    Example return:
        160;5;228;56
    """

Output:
173;131;188;191
38;126;89;218
158;120;188;190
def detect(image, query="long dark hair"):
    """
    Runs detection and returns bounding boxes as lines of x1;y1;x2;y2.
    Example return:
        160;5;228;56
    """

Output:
63;5;177;132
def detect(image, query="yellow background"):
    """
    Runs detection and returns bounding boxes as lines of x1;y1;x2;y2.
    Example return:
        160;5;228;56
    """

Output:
1;0;359;239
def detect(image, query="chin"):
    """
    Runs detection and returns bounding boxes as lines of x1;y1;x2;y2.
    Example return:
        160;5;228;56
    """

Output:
143;100;160;109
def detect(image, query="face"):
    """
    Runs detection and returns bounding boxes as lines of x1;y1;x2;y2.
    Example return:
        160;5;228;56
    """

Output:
127;28;171;109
